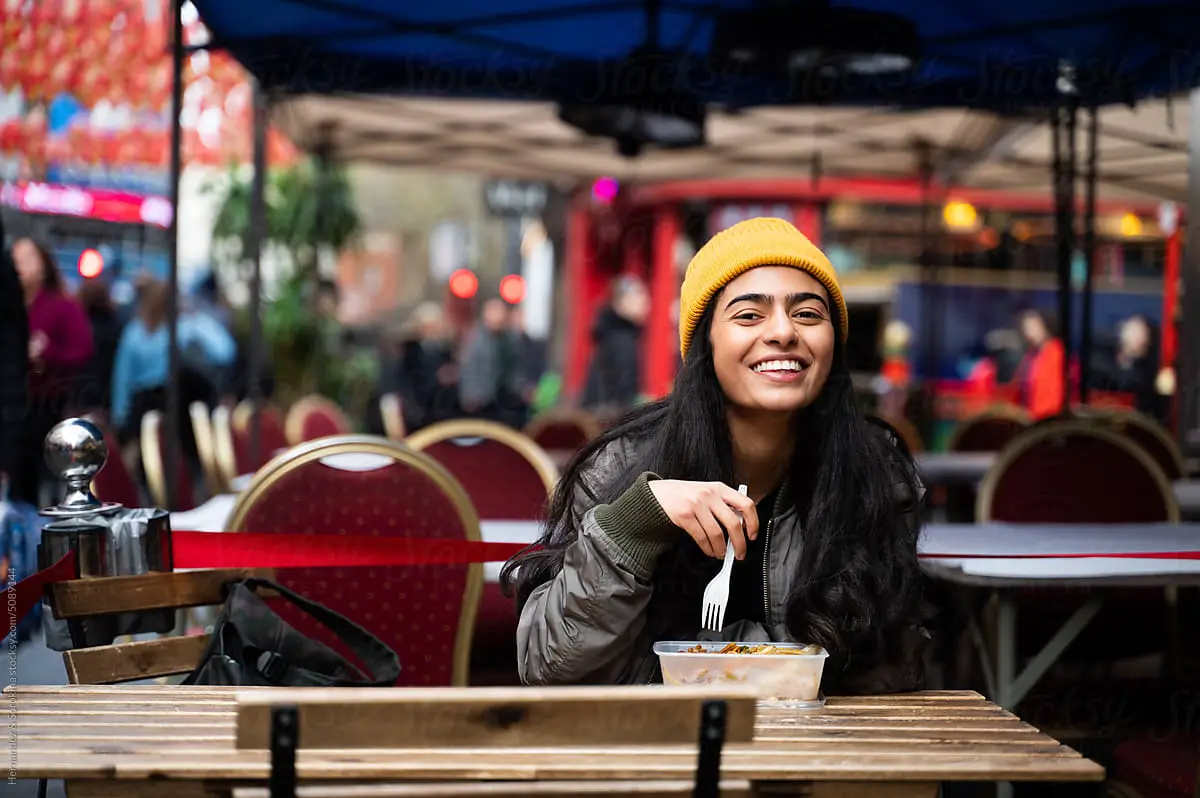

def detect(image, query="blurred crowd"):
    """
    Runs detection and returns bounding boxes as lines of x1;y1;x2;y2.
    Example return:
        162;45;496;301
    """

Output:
0;218;654;510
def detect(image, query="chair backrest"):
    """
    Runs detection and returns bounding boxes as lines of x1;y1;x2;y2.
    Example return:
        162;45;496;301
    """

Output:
978;421;1180;523
234;685;758;749
285;394;353;445
231;686;757;798
189;401;224;496
407;419;558;521
212;403;239;488
226;434;483;686
1077;407;1186;481
49;567;273;684
232;400;290;474
523;409;602;455
948;405;1032;453
380;392;406;441
140;410;197;511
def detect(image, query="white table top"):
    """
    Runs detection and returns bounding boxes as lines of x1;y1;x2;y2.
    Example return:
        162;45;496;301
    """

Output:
1175;479;1200;516
915;452;997;484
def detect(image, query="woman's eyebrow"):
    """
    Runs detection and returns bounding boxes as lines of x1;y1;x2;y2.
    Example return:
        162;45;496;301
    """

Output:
724;291;828;309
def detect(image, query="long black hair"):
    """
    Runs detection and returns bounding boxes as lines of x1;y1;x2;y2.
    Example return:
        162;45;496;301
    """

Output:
500;298;926;674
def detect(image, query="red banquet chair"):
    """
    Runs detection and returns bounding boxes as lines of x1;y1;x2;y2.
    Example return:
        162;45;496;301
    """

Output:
943;405;1031;523
978;421;1178;525
406;419;559;685
224;435;482;687
139;410;197;511
229;400;290;478
977;420;1180;679
1106;739;1199;798
285;394;353;445
1076;407;1187;482
523;409;602;466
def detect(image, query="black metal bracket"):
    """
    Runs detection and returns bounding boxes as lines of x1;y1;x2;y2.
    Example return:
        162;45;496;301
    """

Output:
269;705;299;798
692;699;727;798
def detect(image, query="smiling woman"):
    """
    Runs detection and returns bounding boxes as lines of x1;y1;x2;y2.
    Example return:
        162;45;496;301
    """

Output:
502;217;933;695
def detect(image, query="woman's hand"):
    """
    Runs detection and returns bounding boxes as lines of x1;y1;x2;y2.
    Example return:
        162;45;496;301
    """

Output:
647;480;758;559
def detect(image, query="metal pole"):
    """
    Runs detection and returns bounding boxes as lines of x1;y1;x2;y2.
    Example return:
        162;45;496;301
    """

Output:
916;142;936;423
247;81;268;469
164;0;184;509
1179;89;1200;465
1080;106;1098;406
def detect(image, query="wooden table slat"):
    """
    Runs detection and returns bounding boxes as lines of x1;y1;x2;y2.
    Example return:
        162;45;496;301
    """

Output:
9;686;1106;786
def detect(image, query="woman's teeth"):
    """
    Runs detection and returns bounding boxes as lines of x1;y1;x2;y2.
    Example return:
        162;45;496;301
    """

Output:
752;360;801;373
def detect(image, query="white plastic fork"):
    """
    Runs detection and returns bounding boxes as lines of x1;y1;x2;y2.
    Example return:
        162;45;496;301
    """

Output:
699;484;748;634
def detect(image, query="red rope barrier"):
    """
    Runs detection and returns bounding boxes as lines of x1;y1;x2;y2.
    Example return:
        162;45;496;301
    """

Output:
5;530;1199;634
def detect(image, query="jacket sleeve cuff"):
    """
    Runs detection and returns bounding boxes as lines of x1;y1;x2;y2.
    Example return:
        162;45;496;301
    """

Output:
595;472;678;571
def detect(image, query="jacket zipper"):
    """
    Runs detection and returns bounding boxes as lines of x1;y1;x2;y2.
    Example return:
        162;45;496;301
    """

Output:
761;518;774;624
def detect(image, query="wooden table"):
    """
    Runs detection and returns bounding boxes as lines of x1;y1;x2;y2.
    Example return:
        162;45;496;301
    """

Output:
9;685;1103;797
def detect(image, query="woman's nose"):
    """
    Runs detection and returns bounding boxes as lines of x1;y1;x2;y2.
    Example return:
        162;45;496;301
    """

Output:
764;309;798;344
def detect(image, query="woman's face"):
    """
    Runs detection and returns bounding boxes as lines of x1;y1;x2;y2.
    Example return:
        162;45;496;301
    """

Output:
12;238;45;294
709;266;836;416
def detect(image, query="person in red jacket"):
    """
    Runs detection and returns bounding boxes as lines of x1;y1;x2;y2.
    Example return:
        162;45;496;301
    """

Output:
11;237;93;505
1013;309;1065;419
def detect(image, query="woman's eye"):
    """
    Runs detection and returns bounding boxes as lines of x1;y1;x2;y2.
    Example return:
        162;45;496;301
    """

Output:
734;312;762;321
794;310;824;320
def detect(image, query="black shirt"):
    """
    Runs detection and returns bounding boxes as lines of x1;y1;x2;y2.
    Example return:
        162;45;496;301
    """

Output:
723;484;782;627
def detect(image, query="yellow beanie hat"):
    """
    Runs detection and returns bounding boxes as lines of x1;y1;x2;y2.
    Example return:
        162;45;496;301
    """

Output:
678;217;847;359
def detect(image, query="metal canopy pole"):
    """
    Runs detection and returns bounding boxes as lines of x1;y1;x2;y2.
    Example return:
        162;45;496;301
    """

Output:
1050;69;1079;416
247;80;268;469
1080;106;1099;406
164;0;185;509
1179;89;1200;465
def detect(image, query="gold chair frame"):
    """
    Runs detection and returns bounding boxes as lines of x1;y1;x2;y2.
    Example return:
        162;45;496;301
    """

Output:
406;418;560;494
977;420;1181;523
139;410;169;509
1074;406;1187;479
225;433;483;687
285;394;354;446
380;392;407;441
212;403;239;488
189;401;224;496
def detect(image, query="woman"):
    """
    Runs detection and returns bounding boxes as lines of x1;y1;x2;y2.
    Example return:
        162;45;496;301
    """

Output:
11;237;93;505
1013;309;1066;419
502;218;933;694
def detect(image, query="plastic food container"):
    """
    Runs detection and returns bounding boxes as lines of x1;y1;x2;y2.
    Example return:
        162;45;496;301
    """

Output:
653;641;829;707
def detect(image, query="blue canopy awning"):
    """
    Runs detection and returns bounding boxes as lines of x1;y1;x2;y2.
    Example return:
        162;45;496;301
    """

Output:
193;1;1200;110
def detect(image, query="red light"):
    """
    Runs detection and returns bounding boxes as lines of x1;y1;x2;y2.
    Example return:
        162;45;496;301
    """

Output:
448;268;478;299
77;248;104;278
499;274;526;304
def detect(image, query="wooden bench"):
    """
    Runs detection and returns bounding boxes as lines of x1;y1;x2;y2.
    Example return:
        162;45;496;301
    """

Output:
44;567;273;684
234;686;759;798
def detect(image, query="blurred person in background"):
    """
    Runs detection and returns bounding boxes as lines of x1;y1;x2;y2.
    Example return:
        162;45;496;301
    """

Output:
110;279;236;480
388;301;461;433
460;297;525;428
0;219;29;503
508;302;545;424
75;277;124;420
12;236;93;505
1093;315;1165;422
1012;309;1066;419
582;274;648;418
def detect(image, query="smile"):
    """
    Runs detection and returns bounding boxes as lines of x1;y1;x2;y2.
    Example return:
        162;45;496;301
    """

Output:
751;359;806;373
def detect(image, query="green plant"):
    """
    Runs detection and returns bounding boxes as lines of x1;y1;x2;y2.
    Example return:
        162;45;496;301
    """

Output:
208;157;363;409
